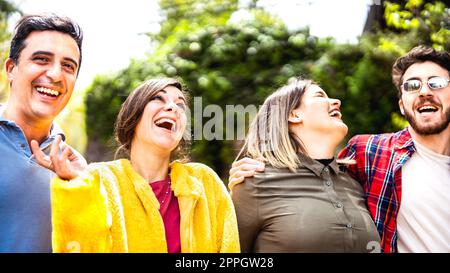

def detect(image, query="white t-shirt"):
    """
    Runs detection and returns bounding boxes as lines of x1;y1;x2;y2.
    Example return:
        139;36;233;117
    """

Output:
397;140;450;253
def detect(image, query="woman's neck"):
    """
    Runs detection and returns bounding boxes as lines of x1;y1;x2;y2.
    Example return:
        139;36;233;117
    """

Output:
298;132;340;159
130;143;170;183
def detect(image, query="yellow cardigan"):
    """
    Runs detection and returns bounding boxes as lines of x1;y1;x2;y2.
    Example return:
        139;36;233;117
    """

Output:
51;159;240;253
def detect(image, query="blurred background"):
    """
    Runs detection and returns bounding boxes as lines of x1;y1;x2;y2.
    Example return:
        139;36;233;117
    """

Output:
1;0;449;180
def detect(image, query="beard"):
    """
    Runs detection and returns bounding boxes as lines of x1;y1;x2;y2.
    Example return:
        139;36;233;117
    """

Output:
403;104;450;135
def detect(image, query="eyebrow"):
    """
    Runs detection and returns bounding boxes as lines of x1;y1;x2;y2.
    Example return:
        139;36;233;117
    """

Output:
159;89;187;103
31;51;79;69
315;90;328;96
405;76;447;82
404;76;421;81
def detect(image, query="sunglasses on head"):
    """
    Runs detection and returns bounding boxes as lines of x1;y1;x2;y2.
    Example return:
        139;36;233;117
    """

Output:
402;76;450;93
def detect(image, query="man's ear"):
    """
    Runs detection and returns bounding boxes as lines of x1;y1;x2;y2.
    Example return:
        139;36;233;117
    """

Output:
5;58;16;84
398;99;405;116
288;110;303;124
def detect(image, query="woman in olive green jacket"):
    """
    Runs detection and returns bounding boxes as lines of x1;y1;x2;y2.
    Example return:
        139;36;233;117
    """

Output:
229;78;380;253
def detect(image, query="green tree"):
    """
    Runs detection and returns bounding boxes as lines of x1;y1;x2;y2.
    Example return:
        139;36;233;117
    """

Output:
85;4;333;176
0;0;20;102
311;41;402;140
84;0;448;178
384;0;449;50
313;0;448;140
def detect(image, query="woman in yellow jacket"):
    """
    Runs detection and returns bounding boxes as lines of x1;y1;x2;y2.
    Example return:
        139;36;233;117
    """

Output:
31;78;240;253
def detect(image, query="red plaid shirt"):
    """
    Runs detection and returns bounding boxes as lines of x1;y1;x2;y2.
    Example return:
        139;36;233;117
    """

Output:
338;128;416;253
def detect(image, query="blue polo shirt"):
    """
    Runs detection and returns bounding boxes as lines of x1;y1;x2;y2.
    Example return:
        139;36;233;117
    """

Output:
0;111;65;253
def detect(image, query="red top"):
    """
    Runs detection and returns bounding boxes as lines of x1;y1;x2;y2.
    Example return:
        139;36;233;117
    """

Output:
149;177;181;253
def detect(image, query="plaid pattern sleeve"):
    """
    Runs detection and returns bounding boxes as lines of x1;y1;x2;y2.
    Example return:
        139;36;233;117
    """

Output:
338;129;415;253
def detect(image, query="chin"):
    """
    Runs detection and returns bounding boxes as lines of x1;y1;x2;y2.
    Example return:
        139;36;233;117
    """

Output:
32;108;59;120
154;138;181;152
335;123;348;140
334;120;348;132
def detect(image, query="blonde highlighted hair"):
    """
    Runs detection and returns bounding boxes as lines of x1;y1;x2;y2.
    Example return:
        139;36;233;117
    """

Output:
236;78;313;172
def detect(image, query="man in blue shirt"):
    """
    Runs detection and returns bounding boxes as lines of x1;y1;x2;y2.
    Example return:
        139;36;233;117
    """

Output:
0;14;86;252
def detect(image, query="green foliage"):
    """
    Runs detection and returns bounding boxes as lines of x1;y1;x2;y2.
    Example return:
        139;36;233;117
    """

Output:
0;0;20;102
84;0;449;178
56;88;88;155
157;0;238;40
151;0;239;60
312;40;402;140
85;8;333;175
384;0;449;50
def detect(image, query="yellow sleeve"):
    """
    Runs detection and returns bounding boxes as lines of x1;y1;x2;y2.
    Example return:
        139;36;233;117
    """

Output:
51;168;112;252
202;167;241;253
217;191;241;253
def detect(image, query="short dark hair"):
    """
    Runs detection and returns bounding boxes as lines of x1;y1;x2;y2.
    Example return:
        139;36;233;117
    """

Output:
392;45;450;97
9;13;83;74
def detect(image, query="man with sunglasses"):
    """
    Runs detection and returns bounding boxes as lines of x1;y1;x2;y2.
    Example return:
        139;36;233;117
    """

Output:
229;46;450;253
337;46;449;253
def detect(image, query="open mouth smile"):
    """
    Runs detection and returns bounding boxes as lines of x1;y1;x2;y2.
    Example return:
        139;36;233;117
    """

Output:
155;118;177;132
36;86;61;98
417;105;438;114
329;110;342;119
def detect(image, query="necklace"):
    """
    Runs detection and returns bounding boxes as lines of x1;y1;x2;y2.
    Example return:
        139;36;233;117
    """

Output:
160;179;172;205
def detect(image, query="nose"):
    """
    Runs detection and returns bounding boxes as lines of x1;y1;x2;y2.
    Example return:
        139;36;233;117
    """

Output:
330;98;341;108
418;82;433;97
46;63;62;82
164;100;177;112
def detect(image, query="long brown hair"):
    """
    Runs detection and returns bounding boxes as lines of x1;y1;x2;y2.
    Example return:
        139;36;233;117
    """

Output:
114;78;190;162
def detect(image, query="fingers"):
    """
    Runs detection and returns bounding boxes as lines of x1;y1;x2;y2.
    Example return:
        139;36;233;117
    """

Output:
231;157;262;168
229;157;265;177
49;136;70;173
31;136;78;180
49;135;62;163
30;139;54;170
255;157;267;163
230;163;264;173
61;145;73;166
30;139;46;162
228;157;266;186
230;169;256;180
228;157;264;185
232;158;265;171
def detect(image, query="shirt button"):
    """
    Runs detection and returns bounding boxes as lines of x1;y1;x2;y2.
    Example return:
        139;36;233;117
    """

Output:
336;202;343;208
346;223;353;229
326;181;332;186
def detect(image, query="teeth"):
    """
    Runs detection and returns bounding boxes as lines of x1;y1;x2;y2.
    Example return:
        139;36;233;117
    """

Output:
155;118;175;125
418;106;437;112
36;87;60;96
155;118;176;130
329;110;340;117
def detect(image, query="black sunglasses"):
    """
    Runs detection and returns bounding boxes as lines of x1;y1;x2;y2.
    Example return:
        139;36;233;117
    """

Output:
402;76;450;93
